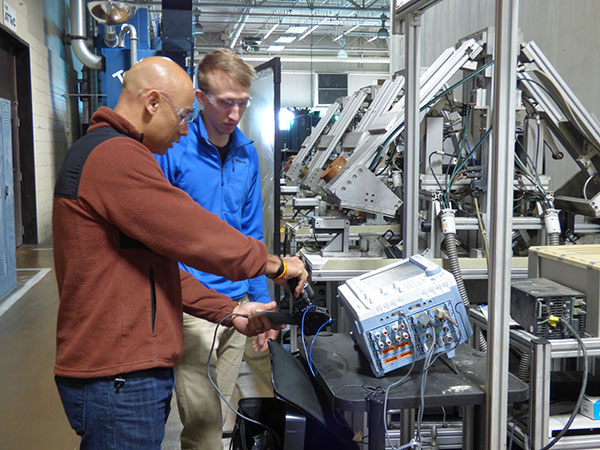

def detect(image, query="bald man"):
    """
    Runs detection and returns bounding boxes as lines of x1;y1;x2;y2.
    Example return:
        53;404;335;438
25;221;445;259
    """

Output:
52;57;307;450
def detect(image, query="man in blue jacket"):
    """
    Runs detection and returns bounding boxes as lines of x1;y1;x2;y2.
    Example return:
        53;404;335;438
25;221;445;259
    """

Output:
155;49;276;450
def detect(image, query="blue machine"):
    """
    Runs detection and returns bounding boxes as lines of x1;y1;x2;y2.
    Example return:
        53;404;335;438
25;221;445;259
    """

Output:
97;9;158;108
337;255;473;377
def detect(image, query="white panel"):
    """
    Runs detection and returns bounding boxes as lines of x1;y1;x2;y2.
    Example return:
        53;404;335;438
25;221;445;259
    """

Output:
281;72;313;107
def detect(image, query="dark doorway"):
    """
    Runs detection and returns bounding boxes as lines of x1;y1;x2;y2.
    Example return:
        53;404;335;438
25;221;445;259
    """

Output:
0;25;37;245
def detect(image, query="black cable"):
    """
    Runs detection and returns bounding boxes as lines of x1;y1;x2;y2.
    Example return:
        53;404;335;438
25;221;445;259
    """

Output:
428;152;448;207
376;161;391;177
368;61;494;176
383;355;417;450
416;324;437;442
421;60;495;112
539;318;588;450
207;313;282;448
518;77;573;125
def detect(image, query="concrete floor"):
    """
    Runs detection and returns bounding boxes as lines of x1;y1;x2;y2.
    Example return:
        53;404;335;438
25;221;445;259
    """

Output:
0;242;269;450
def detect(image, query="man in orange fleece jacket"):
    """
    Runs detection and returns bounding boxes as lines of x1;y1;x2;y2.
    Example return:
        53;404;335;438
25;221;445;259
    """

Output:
52;56;306;450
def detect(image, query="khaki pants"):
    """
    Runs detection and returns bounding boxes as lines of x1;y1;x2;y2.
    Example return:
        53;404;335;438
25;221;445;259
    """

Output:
174;298;273;450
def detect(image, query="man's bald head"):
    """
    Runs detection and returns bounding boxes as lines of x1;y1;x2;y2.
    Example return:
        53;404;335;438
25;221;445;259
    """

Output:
121;56;192;98
115;57;195;154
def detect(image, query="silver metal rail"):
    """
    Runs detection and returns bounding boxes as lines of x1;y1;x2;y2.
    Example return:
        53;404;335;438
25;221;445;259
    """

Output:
486;1;519;448
285;101;341;183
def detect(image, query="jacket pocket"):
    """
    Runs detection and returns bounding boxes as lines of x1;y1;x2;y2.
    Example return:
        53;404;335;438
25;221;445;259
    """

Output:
224;159;249;212
149;265;157;334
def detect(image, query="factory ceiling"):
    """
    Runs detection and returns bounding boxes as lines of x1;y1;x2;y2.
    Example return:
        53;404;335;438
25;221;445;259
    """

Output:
141;0;391;63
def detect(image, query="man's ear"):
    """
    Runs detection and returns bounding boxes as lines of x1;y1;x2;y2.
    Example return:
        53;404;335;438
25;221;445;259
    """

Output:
144;90;161;116
196;89;207;107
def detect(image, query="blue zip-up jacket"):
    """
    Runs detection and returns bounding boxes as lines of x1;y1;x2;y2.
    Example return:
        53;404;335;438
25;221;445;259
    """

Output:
155;114;270;304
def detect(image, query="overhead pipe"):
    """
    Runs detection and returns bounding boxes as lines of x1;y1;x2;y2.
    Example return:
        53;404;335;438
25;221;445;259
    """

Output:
103;25;119;48
148;1;387;13
71;0;103;69
118;23;139;68
147;7;383;22
229;9;250;49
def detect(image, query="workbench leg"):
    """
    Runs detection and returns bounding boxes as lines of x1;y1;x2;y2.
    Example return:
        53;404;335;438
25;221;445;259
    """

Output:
367;391;385;450
462;405;474;450
400;409;414;445
473;405;485;450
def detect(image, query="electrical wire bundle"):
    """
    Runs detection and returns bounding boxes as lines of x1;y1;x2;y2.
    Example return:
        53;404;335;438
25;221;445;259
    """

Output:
300;304;335;377
368;60;496;176
382;319;442;450
514;139;552;209
207;313;282;450
208;307;335;449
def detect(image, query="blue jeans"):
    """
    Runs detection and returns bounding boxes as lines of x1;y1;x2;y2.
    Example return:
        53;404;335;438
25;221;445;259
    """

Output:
55;367;175;450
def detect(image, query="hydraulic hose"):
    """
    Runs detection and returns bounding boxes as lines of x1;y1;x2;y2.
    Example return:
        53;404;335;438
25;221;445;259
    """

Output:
440;209;487;352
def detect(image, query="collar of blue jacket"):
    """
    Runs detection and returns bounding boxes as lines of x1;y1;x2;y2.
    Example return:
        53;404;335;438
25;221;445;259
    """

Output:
193;111;253;152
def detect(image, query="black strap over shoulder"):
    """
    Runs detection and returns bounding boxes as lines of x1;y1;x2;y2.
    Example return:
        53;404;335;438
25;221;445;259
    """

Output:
54;127;126;199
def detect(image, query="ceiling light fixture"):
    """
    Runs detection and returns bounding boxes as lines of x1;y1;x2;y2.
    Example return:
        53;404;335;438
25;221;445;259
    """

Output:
377;14;389;39
274;35;297;44
285;26;308;34
267;45;285;52
298;19;328;41
298;25;319;41
263;23;279;40
337;37;348;59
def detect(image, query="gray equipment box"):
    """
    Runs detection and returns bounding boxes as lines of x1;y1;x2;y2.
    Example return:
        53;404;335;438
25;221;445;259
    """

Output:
510;278;586;339
528;245;600;336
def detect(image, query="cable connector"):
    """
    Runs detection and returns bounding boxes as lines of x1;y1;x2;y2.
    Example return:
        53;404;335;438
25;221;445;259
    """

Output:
548;315;560;328
418;312;434;327
439;209;456;235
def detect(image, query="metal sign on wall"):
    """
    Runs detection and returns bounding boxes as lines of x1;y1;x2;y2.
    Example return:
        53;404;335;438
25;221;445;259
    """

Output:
2;0;17;32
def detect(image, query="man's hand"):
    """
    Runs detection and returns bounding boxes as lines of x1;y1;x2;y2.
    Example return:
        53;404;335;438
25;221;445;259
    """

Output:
266;255;309;298
231;301;285;337
252;328;279;352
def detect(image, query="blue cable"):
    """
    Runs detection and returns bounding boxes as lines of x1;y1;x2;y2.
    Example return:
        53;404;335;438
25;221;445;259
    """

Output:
466;140;475;165
301;305;317;374
308;318;336;376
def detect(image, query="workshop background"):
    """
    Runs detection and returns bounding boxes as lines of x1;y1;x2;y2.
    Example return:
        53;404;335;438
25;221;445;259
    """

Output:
1;0;600;449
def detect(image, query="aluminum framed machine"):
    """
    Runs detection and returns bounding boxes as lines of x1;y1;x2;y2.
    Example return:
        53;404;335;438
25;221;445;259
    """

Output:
283;28;600;261
517;41;600;220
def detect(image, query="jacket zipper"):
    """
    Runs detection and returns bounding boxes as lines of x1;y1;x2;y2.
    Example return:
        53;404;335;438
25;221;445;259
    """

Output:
149;265;156;334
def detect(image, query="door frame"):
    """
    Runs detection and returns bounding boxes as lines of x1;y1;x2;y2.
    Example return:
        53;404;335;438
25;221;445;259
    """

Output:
0;24;36;244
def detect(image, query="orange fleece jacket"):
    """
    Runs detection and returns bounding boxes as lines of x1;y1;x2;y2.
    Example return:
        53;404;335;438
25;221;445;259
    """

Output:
53;107;268;378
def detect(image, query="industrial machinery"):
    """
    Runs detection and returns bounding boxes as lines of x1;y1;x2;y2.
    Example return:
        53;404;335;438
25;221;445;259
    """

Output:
338;254;472;377
510;277;587;339
283;29;600;267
